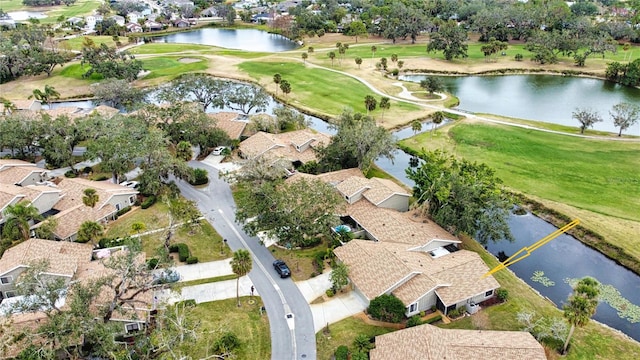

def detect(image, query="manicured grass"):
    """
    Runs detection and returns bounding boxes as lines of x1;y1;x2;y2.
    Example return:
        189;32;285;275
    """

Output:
316;317;394;360
61;36;116;52
141;56;208;80
105;202;229;262
59;63;103;81
188;297;270;359
401;122;640;222
238;61;420;117
269;242;329;281
177;274;237;289
130;43;214;55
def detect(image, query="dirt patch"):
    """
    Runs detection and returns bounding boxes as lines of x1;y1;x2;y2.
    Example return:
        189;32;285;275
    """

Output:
178;57;202;63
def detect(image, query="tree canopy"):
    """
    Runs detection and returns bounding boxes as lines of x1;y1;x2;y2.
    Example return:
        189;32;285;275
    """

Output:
235;178;344;248
407;150;513;245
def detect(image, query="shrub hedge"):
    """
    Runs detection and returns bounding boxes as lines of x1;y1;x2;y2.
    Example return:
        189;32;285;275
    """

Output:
169;243;191;262
141;196;156;209
186;256;199;264
116;206;131;217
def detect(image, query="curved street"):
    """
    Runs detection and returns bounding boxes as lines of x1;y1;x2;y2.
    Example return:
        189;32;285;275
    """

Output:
175;160;316;360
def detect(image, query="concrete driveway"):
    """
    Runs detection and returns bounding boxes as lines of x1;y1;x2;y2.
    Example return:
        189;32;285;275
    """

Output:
171;259;233;282
295;272;369;332
156;275;255;305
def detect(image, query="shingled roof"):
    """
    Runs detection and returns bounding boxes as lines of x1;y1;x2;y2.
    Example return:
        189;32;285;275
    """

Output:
370;324;547;360
0;238;92;278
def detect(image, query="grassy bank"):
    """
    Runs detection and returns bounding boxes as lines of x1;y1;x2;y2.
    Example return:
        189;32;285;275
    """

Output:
188;298;270;359
399;120;640;269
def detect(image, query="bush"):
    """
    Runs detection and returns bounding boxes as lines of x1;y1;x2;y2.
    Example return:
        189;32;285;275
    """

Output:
169;243;191;262
334;345;349;360
367;294;406;323
351;352;368;360
82;166;93;174
391;68;399;76
497;288;509;302
64;170;77;178
213;332;240;354
147;258;159;270
353;333;372;352
424;314;442;324
141;196;156;209
515;53;523;61
406;315;423;328
98;237;129;249
188;168;209;186
93;175;109;181
448;307;465;318
326;289;335;297
186;256;199;264
116;206;131;217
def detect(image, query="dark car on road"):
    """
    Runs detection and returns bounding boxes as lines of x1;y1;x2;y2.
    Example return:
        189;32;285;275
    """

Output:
273;260;291;278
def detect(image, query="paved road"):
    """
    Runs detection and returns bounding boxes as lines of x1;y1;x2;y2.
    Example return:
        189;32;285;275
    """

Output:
175;161;316;360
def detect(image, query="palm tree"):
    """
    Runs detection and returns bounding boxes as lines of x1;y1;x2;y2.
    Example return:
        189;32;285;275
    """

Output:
431;111;444;132
307;46;314;54
563;277;600;354
364;95;377;114
2;203;42;241
231;249;252;307
0;97;16;115
82;188;99;208
371;45;377;61
28;85;60;107
301;52;308;64
328;51;336;67
77;221;104;246
273;73;282;95
391;53;398;63
355;57;362;69
411;119;422;135
379;97;391;120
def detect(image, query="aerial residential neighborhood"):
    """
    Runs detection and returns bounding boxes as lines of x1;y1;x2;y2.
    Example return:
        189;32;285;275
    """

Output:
0;0;639;359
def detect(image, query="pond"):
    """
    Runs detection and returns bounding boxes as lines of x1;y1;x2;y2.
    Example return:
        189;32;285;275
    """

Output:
152;28;299;52
399;74;640;135
7;11;47;21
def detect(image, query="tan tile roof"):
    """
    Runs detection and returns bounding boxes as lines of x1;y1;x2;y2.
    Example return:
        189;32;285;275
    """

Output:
0;238;93;277
0;166;46;185
333;240;412;300
362;178;409;205
54;177;137;211
11;100;39;110
0;184;45;208
345;201;456;245
334;240;498;305
41;106;83;119
286;168;365;186
370;324;547;360
239;129;330;163
47;203;116;240
88;105;120;118
0;159;35;169
208;112;247;139
335;176;371;197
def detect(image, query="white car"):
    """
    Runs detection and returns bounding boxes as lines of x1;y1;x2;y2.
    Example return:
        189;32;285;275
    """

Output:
212;146;227;156
120;181;139;188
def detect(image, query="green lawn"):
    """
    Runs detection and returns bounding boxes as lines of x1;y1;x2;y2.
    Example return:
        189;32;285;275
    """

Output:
130;43;215;55
316;317;394;360
105;202;229;262
141;56;209;80
401;122;640;223
61;36;116;52
238;61;420;117
188;298;270;359
59;63;103;81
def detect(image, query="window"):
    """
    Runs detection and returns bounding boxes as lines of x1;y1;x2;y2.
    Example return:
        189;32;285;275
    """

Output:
5;291;16;298
125;323;141;333
485;289;494;297
115;204;121;211
129;196;135;204
409;303;417;313
0;276;12;285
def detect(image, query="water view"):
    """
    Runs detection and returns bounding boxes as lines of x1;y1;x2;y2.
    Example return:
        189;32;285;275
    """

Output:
6;11;47;21
400;74;640;135
154;28;298;52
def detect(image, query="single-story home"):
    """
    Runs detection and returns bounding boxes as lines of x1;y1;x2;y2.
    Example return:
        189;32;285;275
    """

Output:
370;324;547;360
238;129;331;166
208;112;248;140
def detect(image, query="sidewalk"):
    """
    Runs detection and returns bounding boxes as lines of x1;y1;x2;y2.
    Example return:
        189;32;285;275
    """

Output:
155;275;255;305
172;259;233;282
295;272;332;303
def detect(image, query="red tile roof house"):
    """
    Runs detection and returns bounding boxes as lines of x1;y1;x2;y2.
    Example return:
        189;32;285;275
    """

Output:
370;323;547;360
293;169;500;317
0;239;153;357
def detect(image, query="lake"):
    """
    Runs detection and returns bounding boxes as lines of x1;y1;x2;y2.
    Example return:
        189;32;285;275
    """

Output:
152;28;299;52
400;74;640;135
